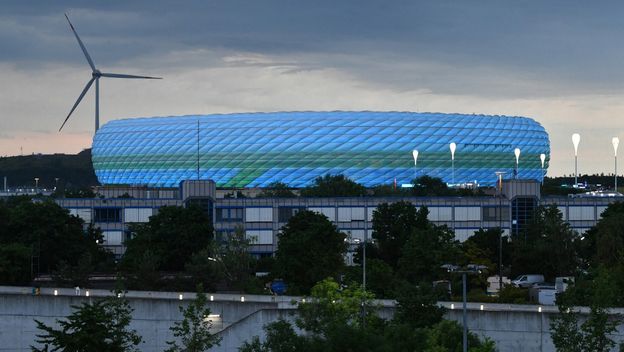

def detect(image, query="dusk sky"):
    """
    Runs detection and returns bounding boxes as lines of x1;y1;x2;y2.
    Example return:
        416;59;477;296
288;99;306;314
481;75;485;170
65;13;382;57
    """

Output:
2;1;624;176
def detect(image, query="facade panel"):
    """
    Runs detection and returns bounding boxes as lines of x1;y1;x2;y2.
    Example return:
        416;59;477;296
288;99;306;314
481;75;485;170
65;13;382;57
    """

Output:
92;112;550;187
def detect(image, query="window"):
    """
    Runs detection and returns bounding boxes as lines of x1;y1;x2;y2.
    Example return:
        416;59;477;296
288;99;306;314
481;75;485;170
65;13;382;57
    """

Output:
278;207;304;222
94;208;121;223
216;207;243;221
482;207;510;221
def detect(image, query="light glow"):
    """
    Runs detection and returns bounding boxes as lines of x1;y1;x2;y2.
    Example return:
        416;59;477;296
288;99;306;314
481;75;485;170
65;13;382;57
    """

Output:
572;133;581;155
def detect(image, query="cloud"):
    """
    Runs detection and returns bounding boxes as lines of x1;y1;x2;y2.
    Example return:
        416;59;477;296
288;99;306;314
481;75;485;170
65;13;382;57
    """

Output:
1;0;624;176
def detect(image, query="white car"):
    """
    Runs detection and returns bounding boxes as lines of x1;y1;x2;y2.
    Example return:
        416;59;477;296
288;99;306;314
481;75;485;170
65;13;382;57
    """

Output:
512;274;545;288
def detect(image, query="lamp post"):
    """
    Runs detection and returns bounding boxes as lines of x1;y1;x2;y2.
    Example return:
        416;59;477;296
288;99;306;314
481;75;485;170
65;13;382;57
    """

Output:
613;137;619;191
450;142;457;186
572;133;580;187
540;154;546;185
514;148;521;179
34;177;39;194
412;149;419;183
495;171;506;295
442;264;488;352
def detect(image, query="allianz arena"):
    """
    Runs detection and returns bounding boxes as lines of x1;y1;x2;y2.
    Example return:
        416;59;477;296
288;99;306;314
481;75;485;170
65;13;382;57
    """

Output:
91;111;550;188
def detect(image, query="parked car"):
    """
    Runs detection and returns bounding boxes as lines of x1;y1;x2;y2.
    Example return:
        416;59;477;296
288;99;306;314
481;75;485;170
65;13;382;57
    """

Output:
511;274;545;288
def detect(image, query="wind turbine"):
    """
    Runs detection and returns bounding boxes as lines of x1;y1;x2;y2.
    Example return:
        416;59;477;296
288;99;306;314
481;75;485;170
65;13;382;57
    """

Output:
60;14;161;132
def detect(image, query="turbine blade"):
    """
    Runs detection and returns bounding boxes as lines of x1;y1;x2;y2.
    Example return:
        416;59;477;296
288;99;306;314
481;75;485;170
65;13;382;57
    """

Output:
59;77;95;132
100;72;162;79
65;13;96;72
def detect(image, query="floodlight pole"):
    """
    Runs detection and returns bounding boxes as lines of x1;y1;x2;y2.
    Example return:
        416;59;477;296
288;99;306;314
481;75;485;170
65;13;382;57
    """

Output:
412;150;419;183
450;143;457;186
442;264;487;352
514;148;521;179
495;171;506;298
572;133;580;187
462;272;467;352
613;137;619;191
540;153;546;186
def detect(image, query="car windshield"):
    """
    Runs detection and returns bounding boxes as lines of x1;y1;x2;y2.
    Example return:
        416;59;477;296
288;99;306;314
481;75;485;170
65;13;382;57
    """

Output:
514;275;526;281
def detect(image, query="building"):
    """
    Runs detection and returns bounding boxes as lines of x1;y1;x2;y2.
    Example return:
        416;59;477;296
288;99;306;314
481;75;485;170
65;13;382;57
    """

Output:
92;111;550;188
55;179;621;259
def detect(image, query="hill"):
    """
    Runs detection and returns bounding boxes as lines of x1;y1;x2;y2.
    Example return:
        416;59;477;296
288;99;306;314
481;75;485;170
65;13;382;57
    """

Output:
0;149;98;189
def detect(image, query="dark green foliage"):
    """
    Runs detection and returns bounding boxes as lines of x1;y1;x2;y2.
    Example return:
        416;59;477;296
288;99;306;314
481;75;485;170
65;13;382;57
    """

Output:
371;201;429;268
165;284;221;352
239;320;308;352
424;320;496;352
497;285;529;304
588;202;624;268
345;257;397;298
273;211;346;294
256;182;297;198
123;205;214;273
0;197;110;284
240;279;495;352
61;187;96;198
393;281;445;329
511;205;580;280
412;175;454;196
551;271;622;352
0;149;98;190
398;224;463;285
32;295;142;352
464;228;509;272
0;243;31;284
300;174;367;197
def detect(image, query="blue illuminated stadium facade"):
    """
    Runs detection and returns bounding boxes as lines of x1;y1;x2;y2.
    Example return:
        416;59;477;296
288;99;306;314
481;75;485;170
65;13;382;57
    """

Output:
92;111;550;188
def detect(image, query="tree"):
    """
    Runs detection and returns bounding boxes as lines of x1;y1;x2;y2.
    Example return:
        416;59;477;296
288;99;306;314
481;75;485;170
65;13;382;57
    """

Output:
511;205;579;280
123;205;214;273
186;226;259;292
239;319;307;352
300;174;367;197
412;175;453;196
240;278;496;352
371;201;429;268
273;211;347;294
0;197;110;284
32;294;142;352
393;281;445;329
397;224;463;285
550;269;621;352
423;320;496;352
256;182;297;198
166;284;221;352
588;202;624;268
464;228;509;273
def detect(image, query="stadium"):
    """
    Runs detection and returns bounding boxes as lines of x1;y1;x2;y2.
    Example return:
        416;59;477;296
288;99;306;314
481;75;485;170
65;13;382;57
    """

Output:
91;111;550;188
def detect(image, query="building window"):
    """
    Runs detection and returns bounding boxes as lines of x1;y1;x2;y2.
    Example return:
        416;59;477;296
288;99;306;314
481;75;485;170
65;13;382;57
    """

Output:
482;207;510;221
216;207;243;222
278;207;304;222
94;208;122;223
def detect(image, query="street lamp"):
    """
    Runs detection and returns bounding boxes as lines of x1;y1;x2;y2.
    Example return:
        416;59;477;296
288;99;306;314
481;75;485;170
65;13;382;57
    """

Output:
494;171;506;295
612;137;619;191
540;154;546;185
514;148;521;179
412;149;419;183
34;177;39;194
441;264;488;352
572;133;580;187
450;142;457;186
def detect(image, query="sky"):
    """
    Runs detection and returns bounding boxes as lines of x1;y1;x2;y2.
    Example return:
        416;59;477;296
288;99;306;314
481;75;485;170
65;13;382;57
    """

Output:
1;1;624;176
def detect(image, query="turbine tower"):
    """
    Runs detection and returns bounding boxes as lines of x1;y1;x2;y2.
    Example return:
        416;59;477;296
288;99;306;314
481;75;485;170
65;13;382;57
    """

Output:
60;14;161;132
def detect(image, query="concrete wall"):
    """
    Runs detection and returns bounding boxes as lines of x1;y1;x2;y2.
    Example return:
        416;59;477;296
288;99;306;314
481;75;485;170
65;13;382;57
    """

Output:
1;287;624;352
